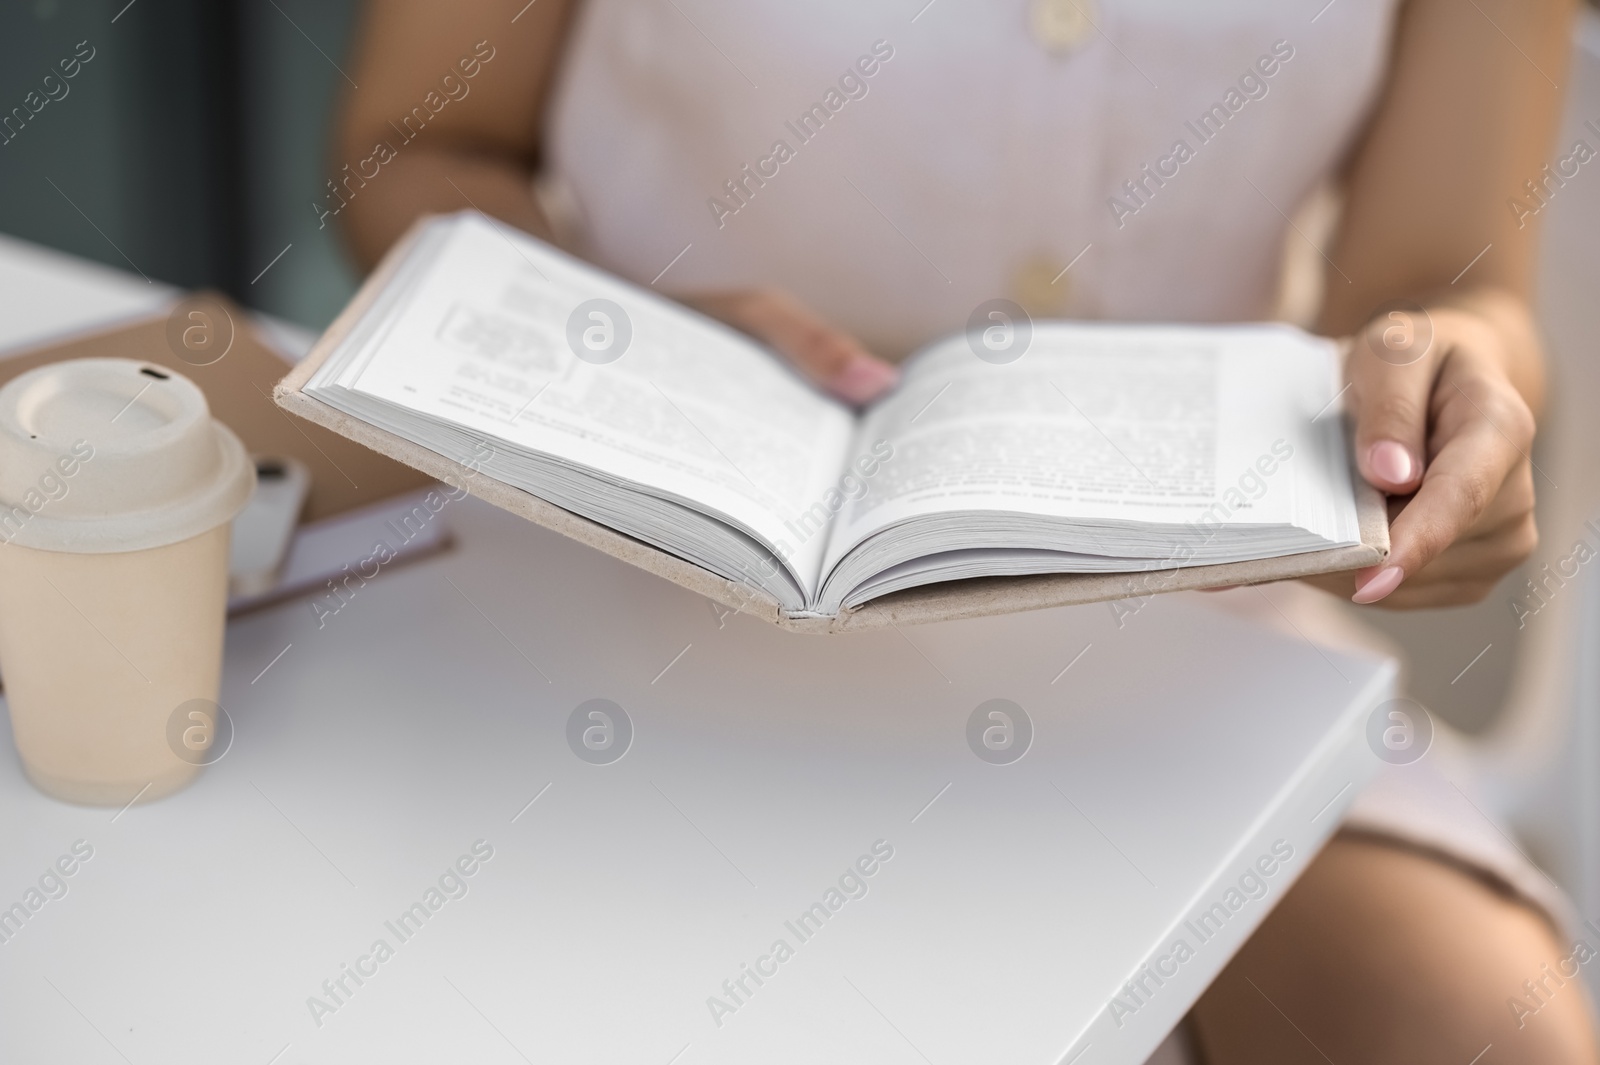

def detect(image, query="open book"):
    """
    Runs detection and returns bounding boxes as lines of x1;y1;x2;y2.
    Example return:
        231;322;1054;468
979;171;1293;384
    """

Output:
276;211;1385;633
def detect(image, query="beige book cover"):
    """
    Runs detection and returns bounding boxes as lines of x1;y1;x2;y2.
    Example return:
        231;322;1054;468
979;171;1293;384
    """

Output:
274;216;1388;635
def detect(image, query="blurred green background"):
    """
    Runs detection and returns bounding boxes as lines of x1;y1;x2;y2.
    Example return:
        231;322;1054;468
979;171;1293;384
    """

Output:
0;0;361;330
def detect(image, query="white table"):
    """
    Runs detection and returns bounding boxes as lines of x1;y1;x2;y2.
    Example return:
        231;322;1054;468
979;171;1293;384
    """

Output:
0;237;1395;1065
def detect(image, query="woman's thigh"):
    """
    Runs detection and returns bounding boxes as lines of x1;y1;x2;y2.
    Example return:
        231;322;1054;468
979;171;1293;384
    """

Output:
1190;832;1599;1065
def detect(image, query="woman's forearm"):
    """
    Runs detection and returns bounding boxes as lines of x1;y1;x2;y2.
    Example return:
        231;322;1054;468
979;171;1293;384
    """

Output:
336;147;554;274
331;0;575;271
1425;286;1548;420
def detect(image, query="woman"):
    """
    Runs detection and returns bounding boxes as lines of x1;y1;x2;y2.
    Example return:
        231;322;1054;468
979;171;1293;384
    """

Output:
331;0;1595;1060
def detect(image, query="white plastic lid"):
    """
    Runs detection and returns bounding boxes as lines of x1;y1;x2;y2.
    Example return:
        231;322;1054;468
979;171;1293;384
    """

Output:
0;358;255;553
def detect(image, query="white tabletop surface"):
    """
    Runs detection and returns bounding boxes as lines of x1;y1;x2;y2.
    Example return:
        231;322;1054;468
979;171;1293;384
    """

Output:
0;232;174;352
0;236;1395;1065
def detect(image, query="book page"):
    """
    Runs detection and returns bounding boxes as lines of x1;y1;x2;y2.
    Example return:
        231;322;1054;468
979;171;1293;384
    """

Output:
823;323;1360;573
314;214;856;594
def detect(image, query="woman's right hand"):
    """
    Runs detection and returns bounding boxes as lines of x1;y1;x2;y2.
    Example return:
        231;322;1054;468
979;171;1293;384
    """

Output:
681;289;901;406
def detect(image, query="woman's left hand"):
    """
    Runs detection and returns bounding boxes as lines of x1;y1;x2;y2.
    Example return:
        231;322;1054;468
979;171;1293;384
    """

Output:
1307;301;1540;608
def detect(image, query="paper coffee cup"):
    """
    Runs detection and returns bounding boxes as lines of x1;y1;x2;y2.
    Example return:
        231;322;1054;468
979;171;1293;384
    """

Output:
0;358;254;805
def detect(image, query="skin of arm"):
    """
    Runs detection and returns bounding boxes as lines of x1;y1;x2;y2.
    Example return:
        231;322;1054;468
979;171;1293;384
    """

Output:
333;0;573;267
1307;0;1576;606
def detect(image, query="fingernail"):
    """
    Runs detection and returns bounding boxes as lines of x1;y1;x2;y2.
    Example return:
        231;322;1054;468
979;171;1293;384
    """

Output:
1367;440;1415;487
1352;565;1404;604
829;357;899;405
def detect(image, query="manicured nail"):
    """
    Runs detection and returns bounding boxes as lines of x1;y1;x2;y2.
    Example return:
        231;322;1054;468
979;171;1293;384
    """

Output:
829;357;900;405
1367;440;1415;488
1352;565;1404;604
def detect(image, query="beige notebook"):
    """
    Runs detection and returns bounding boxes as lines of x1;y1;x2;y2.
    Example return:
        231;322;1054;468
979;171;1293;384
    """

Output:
275;211;1387;634
0;303;438;519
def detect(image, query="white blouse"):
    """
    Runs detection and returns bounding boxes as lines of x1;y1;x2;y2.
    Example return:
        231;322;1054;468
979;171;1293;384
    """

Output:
545;0;1401;357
